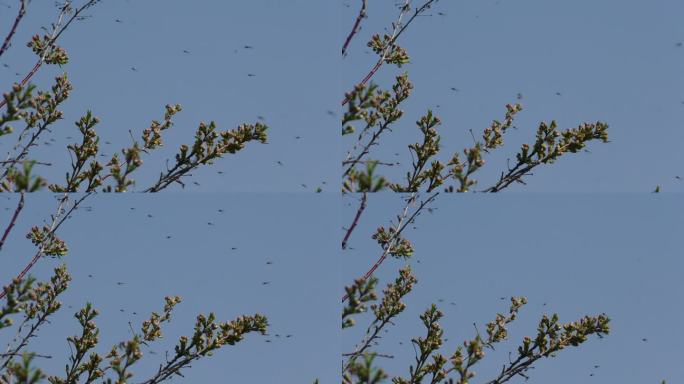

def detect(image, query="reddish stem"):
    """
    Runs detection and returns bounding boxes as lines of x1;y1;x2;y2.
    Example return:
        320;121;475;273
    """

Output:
342;192;367;249
0;56;42;112
0;0;27;59
342;248;389;303
341;61;383;107
342;0;367;57
0;192;24;253
0;251;41;299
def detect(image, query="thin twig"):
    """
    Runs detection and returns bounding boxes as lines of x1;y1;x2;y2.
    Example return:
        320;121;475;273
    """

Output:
482;161;535;192
343;317;393;372
1;117;59;181
342;119;393;177
0;160;51;166
482;345;542;384
0;192;24;253
342;160;398;167
138;338;200;384
342;0;367;57
0;294;60;370
342;192;367;249
143;161;192;192
0;352;51;359
342;352;394;359
0;0;27;59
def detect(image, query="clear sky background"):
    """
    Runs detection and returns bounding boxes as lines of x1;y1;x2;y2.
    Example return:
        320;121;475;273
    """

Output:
0;193;339;382
342;0;684;192
343;194;684;383
0;0;338;192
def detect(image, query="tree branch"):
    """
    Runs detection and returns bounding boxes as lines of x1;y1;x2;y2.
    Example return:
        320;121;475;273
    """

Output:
342;192;367;250
0;192;24;253
342;0;367;57
0;0;27;59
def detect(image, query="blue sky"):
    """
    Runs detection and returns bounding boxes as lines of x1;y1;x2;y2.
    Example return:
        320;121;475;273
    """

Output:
342;194;684;383
0;0;338;192
342;0;684;192
0;193;339;382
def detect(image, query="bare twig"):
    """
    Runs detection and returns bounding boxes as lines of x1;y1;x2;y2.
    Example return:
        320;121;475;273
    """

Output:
1;116;61;181
342;160;398;167
343;317;393;372
0;352;51;359
143;161;193;192
0;160;51;166
342;0;367;57
1;294;59;371
342;352;394;359
343;119;393;178
342;193;367;249
0;192;24;253
0;0;27;59
482;161;535;193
